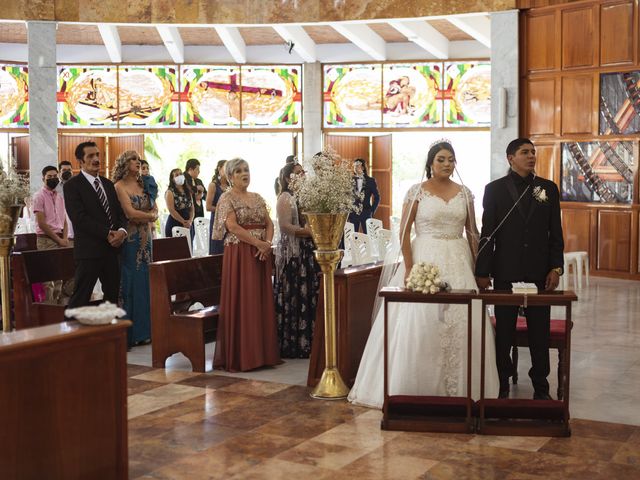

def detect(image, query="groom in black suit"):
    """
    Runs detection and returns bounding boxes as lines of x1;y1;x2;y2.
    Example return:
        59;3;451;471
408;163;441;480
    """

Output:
64;141;128;308
475;138;564;400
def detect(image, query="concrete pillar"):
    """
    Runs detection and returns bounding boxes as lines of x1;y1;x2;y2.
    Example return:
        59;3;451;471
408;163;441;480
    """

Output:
27;21;58;193
490;10;519;181
302;62;322;161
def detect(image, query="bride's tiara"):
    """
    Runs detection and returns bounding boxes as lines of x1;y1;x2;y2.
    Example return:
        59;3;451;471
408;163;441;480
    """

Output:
428;137;453;150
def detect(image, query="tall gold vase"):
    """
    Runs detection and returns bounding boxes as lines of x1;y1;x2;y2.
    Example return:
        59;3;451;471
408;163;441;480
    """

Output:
0;204;22;332
305;212;350;399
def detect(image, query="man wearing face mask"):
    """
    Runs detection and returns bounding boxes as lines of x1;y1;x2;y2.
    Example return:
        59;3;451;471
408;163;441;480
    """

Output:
57;160;75;244
32;165;70;303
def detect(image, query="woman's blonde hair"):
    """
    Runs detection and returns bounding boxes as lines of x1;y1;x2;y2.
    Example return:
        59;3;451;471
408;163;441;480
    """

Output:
112;150;143;186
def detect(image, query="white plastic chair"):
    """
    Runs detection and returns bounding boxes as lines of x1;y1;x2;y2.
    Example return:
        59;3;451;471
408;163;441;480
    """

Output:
352;232;375;265
14;218;27;235
172;226;193;256
341;222;355;268
563;251;589;289
192;217;209;257
377;228;392;260
365;218;383;259
160;213;169;237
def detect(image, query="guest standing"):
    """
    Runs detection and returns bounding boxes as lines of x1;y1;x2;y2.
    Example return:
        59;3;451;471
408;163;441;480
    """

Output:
348;158;380;233
113;151;157;348
64;141;127;308
206;159;228;255
32;165;69;303
212;158;280;372
164;168;194;239
193;185;205;218
274;163;320;358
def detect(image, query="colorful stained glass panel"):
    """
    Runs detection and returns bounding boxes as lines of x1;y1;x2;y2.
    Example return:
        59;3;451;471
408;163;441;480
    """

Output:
118;66;178;127
180;65;241;127
323;64;382;128
240;65;301;128
382;63;442;127
444;62;491;127
57;66;117;127
0;65;29;127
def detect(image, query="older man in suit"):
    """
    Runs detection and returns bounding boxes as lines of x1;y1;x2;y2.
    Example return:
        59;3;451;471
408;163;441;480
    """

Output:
475;138;564;400
64;141;128;308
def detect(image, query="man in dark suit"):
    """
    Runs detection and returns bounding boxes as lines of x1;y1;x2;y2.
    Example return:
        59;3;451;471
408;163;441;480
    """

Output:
348;158;380;233
475;138;564;400
64;141;128;308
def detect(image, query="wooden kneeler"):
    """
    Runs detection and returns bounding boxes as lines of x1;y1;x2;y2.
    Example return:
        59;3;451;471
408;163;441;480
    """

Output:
380;288;478;434
478;291;577;437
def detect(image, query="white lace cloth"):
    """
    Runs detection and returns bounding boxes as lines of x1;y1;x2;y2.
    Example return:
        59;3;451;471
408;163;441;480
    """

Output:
348;184;499;408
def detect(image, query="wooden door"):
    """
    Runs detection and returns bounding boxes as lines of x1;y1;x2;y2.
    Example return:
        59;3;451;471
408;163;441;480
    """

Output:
58;135;107;175
108;135;145;177
11;135;29;174
371;135;392;229
324;134;369;163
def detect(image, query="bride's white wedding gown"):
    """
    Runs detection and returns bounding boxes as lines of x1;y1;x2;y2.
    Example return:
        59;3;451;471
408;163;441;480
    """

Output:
348;184;499;408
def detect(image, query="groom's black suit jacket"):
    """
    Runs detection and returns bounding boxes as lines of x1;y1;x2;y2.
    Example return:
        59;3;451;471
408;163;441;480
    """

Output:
64;172;127;260
475;170;564;282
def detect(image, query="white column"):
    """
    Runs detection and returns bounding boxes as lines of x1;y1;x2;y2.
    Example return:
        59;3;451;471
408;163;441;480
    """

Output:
27;21;58;193
490;10;519;181
302;62;322;160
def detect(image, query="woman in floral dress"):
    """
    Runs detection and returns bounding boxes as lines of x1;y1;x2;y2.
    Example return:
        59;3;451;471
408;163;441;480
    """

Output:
212;158;280;372
274;162;320;358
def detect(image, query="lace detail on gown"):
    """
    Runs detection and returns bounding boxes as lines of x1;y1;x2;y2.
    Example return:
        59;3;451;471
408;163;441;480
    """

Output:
348;183;498;408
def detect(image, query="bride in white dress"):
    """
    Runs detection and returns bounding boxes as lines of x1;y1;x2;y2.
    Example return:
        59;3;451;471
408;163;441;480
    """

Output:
348;141;499;408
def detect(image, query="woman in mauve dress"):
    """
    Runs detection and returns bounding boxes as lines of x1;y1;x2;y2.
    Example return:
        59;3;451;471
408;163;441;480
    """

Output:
211;158;281;372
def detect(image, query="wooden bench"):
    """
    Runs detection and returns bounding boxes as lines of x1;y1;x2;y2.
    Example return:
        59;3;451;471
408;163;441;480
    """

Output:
152;236;192;262
11;247;75;329
150;254;223;372
14;233;37;252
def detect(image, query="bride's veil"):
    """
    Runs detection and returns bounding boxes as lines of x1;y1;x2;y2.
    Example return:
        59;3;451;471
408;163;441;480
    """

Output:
369;140;478;326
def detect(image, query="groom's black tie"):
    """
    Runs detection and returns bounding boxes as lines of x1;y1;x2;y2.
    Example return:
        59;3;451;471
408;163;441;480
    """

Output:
510;171;533;211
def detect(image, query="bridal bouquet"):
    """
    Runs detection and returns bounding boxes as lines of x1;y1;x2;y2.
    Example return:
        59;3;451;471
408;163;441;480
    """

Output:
405;262;449;294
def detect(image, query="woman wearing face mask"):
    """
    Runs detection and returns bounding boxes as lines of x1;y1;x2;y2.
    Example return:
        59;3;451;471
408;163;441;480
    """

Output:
212;158;280;372
164;168;195;240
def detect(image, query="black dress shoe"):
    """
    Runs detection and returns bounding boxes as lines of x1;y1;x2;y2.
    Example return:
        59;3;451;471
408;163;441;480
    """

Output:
533;392;552;400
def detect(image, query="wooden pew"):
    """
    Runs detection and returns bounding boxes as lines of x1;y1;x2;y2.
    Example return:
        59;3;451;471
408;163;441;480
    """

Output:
152;236;191;262
11;247;75;329
14;233;37;252
150;255;223;372
0;320;130;479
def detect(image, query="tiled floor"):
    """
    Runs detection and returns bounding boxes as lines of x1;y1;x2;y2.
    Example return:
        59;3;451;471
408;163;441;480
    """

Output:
127;276;640;478
127;366;640;479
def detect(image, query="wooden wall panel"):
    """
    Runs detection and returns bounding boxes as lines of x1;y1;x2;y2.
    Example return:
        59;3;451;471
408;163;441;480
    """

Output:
526;12;557;72
534;143;557;184
597;210;631;271
527;79;556;135
324;135;369;163
12;135;29;173
108;135;145;178
600;1;634;66
561;207;591;253
58;135;106;174
371;134;392;228
561;75;594;134
561;5;598;69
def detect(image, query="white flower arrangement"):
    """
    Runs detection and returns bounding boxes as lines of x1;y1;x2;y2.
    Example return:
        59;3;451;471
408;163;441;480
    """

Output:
532;186;548;203
290;148;360;214
0;164;29;208
405;262;450;294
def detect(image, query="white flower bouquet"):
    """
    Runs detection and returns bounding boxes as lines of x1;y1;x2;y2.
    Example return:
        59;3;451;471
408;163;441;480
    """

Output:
290;148;359;214
405;262;449;294
0;164;29;208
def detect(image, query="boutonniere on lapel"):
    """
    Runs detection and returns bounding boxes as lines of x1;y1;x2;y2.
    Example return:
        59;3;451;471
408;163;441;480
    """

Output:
532;186;548;204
